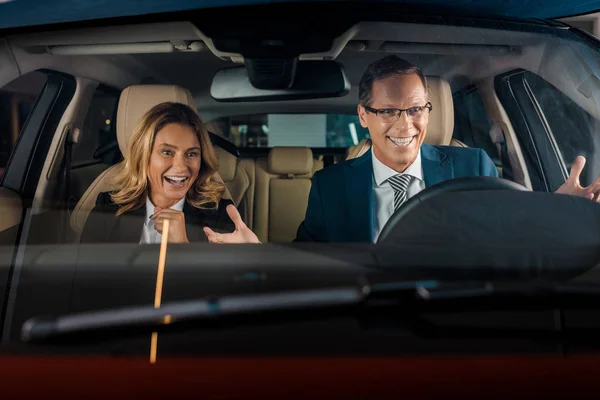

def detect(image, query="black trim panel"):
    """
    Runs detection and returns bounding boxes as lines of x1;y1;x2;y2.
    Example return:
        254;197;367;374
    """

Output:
2;71;76;200
209;132;240;157
494;69;565;191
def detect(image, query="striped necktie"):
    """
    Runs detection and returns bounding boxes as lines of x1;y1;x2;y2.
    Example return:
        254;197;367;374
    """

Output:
387;174;412;211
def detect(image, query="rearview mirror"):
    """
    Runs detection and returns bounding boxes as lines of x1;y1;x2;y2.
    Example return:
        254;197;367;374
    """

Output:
210;60;350;102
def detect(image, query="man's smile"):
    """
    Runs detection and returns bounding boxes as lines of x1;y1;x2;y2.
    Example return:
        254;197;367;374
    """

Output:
387;135;417;147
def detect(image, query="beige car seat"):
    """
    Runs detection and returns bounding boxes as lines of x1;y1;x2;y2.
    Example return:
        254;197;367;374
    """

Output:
253;147;315;243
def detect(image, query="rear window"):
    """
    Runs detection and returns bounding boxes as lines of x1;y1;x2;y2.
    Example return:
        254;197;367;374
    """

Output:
208;114;370;148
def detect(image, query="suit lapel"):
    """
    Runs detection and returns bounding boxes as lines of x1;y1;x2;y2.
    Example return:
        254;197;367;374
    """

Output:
183;202;209;242
421;144;454;187
114;207;145;242
345;150;374;242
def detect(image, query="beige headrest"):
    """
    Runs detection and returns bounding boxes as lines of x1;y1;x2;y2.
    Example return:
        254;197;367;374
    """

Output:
117;85;196;157
214;146;237;182
423;76;454;146
268;147;313;176
346;138;372;160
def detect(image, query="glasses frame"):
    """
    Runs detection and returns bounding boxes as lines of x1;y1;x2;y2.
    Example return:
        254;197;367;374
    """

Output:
363;102;433;121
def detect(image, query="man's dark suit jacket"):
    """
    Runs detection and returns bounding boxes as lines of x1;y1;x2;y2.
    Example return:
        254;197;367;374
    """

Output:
295;144;499;243
81;192;235;243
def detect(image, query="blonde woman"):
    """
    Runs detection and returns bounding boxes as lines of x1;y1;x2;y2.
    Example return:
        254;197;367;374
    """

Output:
81;102;260;244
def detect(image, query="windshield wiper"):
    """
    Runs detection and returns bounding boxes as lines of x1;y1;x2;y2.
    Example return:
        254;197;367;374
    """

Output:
413;282;600;300
22;286;366;342
21;281;600;342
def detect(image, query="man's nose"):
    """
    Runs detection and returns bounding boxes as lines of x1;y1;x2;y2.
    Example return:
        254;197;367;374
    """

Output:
392;111;411;130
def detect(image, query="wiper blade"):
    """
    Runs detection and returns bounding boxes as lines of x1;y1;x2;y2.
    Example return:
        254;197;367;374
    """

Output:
21;281;600;342
22;287;365;342
414;282;600;300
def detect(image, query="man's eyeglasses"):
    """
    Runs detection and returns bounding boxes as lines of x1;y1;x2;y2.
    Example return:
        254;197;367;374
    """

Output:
363;102;433;122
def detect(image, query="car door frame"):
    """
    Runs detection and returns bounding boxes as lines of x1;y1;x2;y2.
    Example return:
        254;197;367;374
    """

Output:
494;69;569;192
0;70;76;342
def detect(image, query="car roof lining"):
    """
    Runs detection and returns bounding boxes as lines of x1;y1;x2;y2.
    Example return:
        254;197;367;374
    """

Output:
1;19;598;122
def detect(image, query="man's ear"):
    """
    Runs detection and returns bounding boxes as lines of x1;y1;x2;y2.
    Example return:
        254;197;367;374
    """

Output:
357;104;368;128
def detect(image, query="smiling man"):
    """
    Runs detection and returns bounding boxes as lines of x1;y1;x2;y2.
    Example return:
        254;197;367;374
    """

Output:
295;55;600;243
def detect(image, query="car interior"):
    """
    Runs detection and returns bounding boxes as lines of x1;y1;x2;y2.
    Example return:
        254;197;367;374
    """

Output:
1;11;600;246
3;5;600;369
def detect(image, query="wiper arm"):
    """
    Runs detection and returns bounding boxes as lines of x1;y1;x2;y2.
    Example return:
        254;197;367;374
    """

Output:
22;287;365;342
21;281;600;342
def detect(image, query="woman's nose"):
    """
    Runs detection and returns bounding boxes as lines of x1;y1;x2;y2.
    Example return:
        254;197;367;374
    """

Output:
173;154;187;171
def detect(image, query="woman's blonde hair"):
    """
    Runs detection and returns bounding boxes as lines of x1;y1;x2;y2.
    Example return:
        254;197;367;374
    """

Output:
110;102;225;216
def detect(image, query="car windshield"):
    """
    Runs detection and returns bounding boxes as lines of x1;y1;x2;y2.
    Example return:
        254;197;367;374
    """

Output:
0;2;600;356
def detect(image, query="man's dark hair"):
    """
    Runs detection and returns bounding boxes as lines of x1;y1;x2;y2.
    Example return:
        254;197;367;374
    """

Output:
358;55;428;106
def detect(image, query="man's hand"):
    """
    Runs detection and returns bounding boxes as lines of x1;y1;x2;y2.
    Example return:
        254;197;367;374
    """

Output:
555;156;600;202
204;204;261;244
151;208;189;243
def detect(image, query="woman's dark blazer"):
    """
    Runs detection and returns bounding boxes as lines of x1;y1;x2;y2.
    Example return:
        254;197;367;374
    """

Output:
81;192;235;243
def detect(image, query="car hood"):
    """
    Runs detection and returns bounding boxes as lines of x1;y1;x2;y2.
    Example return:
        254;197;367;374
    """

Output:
0;0;598;30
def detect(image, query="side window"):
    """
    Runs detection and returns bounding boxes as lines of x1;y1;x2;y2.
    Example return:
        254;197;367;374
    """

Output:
72;86;120;166
0;71;48;181
523;72;600;187
453;86;501;166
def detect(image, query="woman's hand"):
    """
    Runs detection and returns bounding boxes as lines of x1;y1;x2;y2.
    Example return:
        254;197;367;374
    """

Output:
204;204;261;244
151;208;189;243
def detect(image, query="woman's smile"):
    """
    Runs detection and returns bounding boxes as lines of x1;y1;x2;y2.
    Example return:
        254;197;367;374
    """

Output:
163;175;190;188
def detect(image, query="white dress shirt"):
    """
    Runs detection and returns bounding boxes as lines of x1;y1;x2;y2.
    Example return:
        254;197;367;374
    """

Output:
372;150;426;242
140;197;186;244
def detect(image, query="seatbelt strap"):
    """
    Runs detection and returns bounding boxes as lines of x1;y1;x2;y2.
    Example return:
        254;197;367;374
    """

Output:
54;126;80;242
489;124;504;159
489;124;513;181
63;127;80;211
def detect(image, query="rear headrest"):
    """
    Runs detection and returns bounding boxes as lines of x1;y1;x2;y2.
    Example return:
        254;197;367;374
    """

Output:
424;76;454;146
117;85;196;157
268;147;313;176
214;146;237;182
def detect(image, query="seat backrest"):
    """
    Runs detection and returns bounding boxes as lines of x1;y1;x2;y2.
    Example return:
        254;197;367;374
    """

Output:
254;147;314;243
346;76;463;160
70;163;113;202
214;146;254;230
70;84;231;237
424;75;455;146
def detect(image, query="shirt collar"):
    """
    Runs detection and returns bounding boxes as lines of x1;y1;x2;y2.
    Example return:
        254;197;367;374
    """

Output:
372;148;424;187
145;196;186;219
